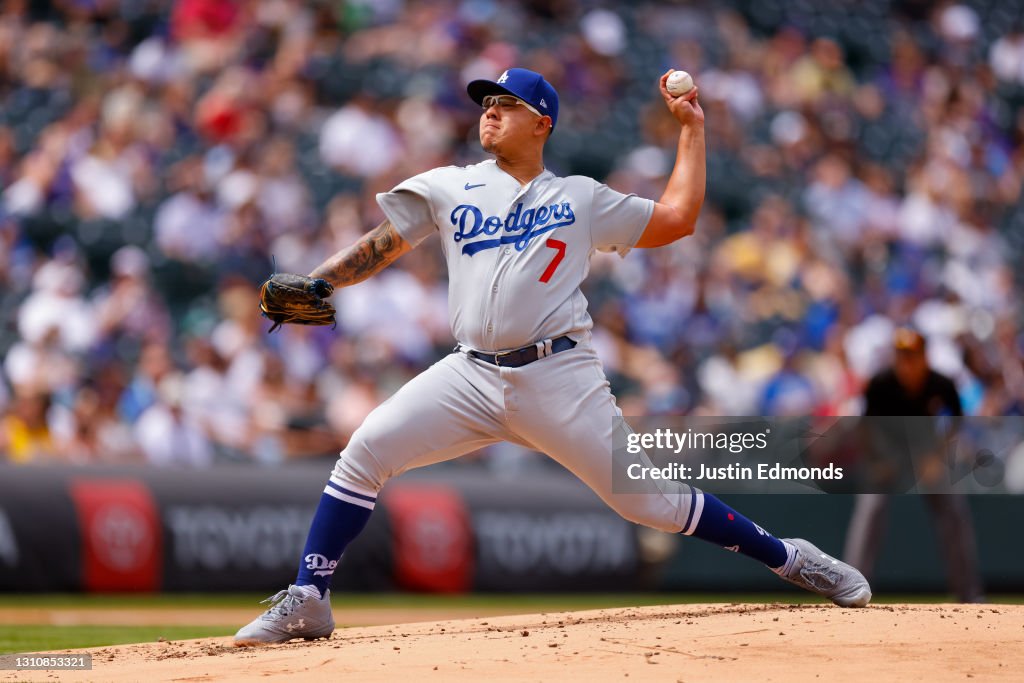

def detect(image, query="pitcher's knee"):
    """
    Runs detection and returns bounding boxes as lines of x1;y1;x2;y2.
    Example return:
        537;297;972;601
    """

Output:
330;435;391;495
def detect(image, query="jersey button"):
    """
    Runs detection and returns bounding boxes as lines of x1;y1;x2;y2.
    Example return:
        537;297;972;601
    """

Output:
504;248;511;255
486;324;493;332
491;286;498;293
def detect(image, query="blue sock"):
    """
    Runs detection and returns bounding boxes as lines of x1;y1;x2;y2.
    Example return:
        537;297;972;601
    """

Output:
294;481;376;596
685;491;789;568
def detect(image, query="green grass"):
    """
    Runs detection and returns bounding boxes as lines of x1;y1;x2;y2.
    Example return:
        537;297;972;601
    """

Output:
0;625;231;655
0;593;269;609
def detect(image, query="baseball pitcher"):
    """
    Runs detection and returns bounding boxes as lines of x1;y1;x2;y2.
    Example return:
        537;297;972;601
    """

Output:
237;68;871;645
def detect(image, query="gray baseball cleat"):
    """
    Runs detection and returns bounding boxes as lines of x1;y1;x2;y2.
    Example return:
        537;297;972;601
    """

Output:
234;585;335;646
778;538;872;607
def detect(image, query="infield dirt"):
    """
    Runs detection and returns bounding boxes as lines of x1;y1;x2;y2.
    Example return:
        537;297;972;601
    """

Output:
2;603;1021;682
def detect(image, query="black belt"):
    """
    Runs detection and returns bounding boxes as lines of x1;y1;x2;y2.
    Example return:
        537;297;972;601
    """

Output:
462;336;577;368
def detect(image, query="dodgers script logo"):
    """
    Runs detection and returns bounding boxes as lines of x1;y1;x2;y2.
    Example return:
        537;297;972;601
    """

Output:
305;553;338;577
450;201;576;256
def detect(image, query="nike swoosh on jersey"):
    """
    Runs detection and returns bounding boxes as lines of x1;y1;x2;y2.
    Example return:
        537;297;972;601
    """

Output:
464;183;486;190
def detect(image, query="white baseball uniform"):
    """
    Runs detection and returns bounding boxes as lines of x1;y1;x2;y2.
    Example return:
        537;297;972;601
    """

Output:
329;159;703;534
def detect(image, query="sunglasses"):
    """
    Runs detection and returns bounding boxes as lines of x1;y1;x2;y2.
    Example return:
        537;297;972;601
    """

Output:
481;94;543;117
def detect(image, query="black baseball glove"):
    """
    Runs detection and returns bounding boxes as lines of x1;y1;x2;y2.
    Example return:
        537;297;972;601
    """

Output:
258;273;336;333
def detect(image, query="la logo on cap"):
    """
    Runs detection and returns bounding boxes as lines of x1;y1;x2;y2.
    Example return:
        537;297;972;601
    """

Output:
539;98;547;108
497;71;509;83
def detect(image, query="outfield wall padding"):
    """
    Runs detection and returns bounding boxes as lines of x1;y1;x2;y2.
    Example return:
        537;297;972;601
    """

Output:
0;464;642;593
0;464;1021;593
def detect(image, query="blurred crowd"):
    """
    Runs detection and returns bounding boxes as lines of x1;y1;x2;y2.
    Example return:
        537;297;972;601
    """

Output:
1;0;1022;468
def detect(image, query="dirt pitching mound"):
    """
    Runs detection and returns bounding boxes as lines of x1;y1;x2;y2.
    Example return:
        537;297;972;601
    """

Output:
4;603;1021;682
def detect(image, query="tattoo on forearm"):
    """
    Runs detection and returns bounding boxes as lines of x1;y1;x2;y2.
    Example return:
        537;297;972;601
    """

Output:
310;220;407;286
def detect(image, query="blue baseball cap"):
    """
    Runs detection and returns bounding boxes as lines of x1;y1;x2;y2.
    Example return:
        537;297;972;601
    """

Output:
467;68;559;131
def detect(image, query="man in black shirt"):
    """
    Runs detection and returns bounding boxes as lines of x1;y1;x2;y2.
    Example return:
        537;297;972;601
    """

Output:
864;345;962;418
843;328;984;602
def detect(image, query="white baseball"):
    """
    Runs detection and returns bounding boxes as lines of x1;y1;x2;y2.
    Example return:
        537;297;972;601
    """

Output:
666;70;694;96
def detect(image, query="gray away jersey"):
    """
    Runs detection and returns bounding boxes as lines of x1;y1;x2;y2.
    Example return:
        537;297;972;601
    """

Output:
376;159;654;352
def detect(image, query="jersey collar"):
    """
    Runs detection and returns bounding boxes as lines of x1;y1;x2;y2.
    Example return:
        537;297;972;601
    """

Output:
486;158;553;189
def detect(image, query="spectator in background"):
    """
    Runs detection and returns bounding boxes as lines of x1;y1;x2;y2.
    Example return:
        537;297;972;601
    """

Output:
3;326;81;400
843;328;984;603
16;255;95;355
134;374;213;468
803;154;868;249
0;388;56;463
50;378;139;464
172;0;247;75
92;245;171;347
759;350;818;416
154;156;226;263
990;24;1024;85
118;343;175;423
256;137;314;238
319;94;403;178
180;336;248;457
788;37;856;105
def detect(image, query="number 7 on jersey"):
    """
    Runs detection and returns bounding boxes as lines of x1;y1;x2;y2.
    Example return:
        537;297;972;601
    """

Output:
539;238;566;283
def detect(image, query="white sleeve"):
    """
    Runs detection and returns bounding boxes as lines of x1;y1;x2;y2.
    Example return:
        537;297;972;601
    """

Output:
590;181;655;257
375;170;437;248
